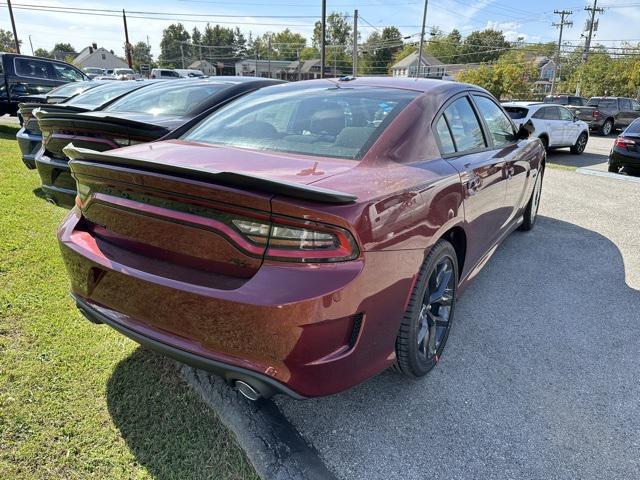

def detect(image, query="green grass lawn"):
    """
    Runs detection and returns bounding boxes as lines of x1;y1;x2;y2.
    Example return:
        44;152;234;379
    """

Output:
0;126;258;480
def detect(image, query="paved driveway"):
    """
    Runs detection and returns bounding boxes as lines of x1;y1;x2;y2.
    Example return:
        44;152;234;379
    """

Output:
274;145;640;479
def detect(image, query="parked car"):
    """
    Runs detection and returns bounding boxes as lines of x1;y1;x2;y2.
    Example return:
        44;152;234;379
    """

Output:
503;102;589;154
608;118;640;173
19;80;153;169
16;80;109;168
113;68;137;80
35;77;282;207
175;68;206;78
0;53;88;116
566;96;640;135
150;68;182;80
543;94;596;125
58;77;545;399
82;67;104;80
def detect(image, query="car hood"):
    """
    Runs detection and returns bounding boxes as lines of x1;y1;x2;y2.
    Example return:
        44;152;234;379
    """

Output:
111;140;358;185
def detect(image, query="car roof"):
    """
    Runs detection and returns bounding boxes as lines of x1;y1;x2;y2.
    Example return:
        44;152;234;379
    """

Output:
502;101;544;108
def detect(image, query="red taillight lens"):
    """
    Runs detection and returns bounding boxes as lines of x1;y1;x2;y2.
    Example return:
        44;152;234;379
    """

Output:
593;109;600;120
232;217;359;263
614;137;635;149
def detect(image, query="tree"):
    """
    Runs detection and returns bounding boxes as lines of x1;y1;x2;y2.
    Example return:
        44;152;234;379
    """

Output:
425;28;463;63
132;41;153;70
253;29;307;61
191;27;202;46
361;27;402;75
158;23;190;68
34;48;51;58
312;12;353;74
300;46;319;60
0;29;21;52
459;29;510;63
456;51;537;100
51;42;76;60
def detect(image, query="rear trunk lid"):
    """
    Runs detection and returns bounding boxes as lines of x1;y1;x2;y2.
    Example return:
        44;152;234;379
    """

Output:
64;142;358;284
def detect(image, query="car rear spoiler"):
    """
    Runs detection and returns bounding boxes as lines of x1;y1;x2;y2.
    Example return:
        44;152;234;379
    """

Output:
33;109;167;131
63;144;358;205
29;104;92;115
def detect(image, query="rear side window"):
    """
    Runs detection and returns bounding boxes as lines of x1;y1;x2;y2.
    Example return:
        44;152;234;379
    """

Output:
625;119;640;135
544;96;567;105
568;97;586;106
15;58;55;79
105;82;224;116
439;97;485;153
162;70;180;78
620;99;632;110
472;95;514;147
185;86;418;160
435;116;455;155
504;107;528;119
588;98;617;109
533;106;560;120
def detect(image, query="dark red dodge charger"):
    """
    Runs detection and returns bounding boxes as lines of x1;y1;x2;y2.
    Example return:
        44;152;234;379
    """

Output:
58;77;544;399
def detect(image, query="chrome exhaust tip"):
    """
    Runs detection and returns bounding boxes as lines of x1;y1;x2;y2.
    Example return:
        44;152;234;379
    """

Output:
235;380;262;401
45;197;57;205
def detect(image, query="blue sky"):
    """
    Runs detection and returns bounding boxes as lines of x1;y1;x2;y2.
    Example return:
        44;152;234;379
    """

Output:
7;0;640;59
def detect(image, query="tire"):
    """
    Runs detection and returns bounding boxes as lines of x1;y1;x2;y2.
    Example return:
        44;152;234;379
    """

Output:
538;135;549;152
570;132;588;154
395;239;458;378
519;163;544;231
608;163;619;173
601;119;613;136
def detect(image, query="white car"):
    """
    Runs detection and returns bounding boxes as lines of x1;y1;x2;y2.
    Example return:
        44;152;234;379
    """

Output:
150;68;182;80
175;68;206;78
503;101;589;154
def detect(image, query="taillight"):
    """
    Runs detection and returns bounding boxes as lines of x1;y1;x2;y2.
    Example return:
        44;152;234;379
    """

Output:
592;109;600;120
233;216;359;263
614;137;635;149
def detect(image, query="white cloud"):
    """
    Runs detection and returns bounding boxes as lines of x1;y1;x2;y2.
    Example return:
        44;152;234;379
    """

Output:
484;21;527;42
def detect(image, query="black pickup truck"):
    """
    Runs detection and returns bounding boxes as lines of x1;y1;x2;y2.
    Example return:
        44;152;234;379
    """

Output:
0;53;89;116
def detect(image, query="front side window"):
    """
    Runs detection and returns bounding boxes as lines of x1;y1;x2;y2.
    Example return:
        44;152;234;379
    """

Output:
473;95;514;147
105;82;223;116
66;82;144;109
440;97;486;153
633;100;640;111
185;86;418;160
559;107;574;122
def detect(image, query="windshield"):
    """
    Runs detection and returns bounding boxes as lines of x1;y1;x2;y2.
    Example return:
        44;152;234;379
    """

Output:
184;85;418;160
104;82;224;116
625;119;640;135
47;81;96;98
115;69;134;75
66;81;145;109
503;106;529;119
84;68;103;74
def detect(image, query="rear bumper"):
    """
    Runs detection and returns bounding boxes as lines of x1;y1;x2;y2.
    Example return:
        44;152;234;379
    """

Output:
35;153;76;208
58;209;423;398
609;149;640;168
73;294;306;399
16;128;42;169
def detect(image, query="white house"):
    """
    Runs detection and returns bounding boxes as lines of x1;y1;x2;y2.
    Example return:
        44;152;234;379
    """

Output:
391;51;445;78
74;44;128;70
188;60;217;76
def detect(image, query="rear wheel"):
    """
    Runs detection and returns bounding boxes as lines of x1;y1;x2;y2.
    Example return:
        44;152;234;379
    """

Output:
608;163;619;173
570;132;588;154
601;119;613;136
519;164;544;231
395;240;458;378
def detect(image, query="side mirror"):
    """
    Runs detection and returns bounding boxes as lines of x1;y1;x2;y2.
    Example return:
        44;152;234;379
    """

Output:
516;120;535;140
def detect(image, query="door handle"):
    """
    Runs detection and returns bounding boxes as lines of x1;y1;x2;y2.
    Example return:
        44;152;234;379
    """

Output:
505;166;515;178
463;173;481;193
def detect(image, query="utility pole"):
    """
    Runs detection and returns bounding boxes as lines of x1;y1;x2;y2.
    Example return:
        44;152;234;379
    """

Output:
352;9;358;76
320;0;326;78
122;9;133;68
267;35;271;78
28;34;34;55
576;0;604;95
550;10;572;95
6;0;20;54
416;0;429;77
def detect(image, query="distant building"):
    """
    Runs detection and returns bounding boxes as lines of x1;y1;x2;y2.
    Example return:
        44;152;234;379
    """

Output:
285;59;342;80
188;60;216;76
529;56;557;94
235;58;342;80
391;52;481;80
74;43;128;70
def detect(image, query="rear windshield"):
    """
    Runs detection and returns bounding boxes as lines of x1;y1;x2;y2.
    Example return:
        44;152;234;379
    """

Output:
66;81;145;109
47;81;96;98
184;86;418;160
504;106;528;119
625;119;640;135
104;82;223;116
588;98;617;109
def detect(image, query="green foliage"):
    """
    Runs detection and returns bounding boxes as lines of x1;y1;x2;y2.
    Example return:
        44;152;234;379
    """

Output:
33;48;51;59
158;23;191;68
300;46;320;60
361;27;402;75
457;51;537;100
0;29;20;52
560;48;640;97
459;29;510;63
253;29;307;61
131;41;154;71
313;12;354;73
425;28;463;63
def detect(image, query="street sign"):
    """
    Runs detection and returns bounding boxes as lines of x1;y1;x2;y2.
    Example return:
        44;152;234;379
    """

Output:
139;64;150;72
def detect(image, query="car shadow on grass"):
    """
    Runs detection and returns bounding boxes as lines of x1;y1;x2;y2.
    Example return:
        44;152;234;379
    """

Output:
106;348;257;480
275;216;640;480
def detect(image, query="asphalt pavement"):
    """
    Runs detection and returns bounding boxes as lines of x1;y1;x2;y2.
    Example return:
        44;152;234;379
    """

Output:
186;136;640;480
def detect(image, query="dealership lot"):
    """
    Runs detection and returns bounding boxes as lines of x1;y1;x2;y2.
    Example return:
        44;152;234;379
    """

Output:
258;139;640;480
